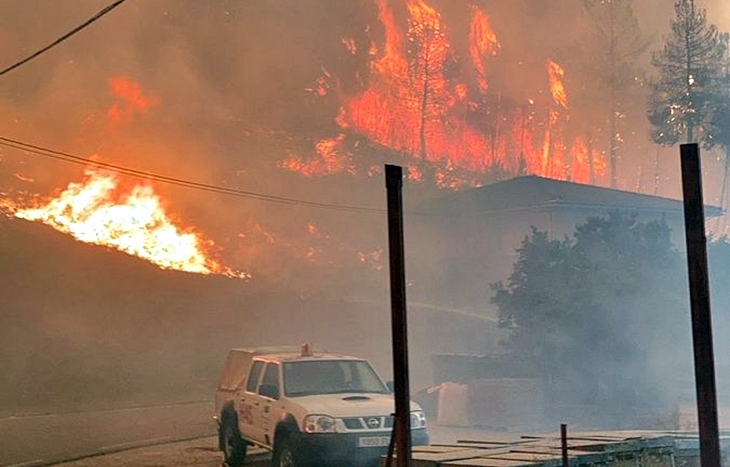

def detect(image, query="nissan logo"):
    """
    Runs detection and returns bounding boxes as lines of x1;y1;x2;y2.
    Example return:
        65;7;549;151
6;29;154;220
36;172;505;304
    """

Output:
367;417;380;428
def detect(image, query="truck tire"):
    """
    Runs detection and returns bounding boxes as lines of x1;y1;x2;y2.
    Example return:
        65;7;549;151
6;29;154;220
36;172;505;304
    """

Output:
271;435;299;467
222;418;247;467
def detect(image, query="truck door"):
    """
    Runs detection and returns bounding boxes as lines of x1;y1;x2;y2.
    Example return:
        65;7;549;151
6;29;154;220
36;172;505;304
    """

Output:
236;360;264;442
255;362;282;448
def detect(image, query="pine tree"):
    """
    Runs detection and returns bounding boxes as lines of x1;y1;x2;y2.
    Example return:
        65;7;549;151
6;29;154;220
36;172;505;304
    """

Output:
405;1;452;168
581;0;648;188
648;0;726;145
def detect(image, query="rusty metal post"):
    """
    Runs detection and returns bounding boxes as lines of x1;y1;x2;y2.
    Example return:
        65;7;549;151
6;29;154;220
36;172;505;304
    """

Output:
680;143;721;467
561;424;569;467
385;164;412;467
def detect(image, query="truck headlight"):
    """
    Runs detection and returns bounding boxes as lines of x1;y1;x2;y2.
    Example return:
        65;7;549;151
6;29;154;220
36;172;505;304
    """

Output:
304;415;337;433
410;410;427;429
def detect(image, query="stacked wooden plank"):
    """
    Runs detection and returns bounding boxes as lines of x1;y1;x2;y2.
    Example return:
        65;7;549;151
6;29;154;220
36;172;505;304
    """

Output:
383;430;729;467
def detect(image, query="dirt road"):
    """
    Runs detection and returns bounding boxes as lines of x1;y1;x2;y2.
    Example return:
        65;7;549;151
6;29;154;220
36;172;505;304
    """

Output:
50;436;270;467
44;425;492;467
0;402;215;467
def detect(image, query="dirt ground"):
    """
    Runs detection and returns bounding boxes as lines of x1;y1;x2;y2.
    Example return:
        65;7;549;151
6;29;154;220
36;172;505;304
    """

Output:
45;425;515;467
51;437;269;467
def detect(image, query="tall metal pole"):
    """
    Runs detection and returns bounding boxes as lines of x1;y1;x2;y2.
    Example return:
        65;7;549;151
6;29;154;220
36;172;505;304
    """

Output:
385;164;412;467
561;424;569;467
680;143;721;467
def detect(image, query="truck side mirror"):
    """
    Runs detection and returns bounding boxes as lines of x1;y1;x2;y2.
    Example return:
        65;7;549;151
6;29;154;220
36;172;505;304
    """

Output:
259;383;280;400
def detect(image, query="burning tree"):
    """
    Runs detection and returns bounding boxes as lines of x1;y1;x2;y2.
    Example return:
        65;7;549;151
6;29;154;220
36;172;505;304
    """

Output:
580;0;648;187
298;0;608;188
647;0;727;145
404;0;452;172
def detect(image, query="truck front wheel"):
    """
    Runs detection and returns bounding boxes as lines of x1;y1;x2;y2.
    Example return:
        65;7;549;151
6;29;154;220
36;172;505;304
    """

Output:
222;418;247;467
271;435;299;467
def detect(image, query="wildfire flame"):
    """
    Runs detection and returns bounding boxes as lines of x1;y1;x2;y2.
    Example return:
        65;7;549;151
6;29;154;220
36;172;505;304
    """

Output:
284;0;606;188
10;168;247;278
547;60;568;109
469;6;500;93
106;76;160;124
279;134;356;177
4;76;248;278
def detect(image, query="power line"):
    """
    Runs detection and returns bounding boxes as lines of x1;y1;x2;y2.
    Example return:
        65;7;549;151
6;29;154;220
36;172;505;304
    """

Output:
0;0;129;77
0;135;387;214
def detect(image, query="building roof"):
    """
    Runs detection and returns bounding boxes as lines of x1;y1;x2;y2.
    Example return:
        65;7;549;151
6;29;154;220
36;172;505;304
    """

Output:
420;175;723;217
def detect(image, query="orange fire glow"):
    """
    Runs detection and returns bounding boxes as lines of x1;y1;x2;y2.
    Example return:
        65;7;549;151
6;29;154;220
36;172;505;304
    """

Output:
279;134;356;177
106;76;160;124
282;0;606;187
358;249;384;270
10;169;247;278
547;60;568;109
469;6;500;93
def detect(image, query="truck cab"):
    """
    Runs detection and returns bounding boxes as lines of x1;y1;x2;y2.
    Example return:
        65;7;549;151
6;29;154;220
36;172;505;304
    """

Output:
214;344;429;467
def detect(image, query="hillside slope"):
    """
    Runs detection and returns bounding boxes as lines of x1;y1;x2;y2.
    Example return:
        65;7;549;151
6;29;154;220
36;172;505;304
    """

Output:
0;215;333;411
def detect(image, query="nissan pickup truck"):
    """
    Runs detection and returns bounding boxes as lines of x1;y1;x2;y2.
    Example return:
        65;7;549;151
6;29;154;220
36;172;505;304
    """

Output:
214;344;429;467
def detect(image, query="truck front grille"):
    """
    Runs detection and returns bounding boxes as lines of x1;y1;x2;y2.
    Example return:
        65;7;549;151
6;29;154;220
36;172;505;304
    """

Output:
341;416;394;431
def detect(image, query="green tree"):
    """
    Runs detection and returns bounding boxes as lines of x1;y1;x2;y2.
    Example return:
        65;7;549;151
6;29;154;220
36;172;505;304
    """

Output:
491;212;687;412
647;0;727;145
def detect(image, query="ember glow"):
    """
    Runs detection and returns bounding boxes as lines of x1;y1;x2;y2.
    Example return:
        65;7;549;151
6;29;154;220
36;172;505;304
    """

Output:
547;60;568;109
106;76;160;124
284;0;606;188
10;169;247;278
279;134;356;177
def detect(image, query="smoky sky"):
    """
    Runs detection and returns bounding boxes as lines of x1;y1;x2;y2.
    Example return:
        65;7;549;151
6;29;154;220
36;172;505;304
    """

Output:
3;0;730;305
3;0;730;273
1;0;729;196
4;1;730;430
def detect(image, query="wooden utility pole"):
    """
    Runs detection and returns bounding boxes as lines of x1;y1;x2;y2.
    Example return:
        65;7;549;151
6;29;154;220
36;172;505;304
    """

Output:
680;143;721;467
385;164;412;467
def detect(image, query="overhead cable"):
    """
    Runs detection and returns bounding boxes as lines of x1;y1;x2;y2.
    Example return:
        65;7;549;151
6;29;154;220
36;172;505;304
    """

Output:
0;135;387;214
0;0;129;77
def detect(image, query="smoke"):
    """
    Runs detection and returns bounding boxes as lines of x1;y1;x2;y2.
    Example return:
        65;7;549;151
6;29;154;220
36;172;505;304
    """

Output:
2;0;730;433
2;0;729;220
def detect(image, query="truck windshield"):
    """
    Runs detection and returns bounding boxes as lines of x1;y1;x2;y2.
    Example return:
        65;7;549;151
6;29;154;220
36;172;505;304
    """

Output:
283;360;389;397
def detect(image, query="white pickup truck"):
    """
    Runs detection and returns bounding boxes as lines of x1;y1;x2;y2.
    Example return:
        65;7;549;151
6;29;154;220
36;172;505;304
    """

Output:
214;344;429;467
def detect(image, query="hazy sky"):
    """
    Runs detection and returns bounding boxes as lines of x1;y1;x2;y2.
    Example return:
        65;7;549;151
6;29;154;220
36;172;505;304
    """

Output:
2;1;730;429
2;0;730;251
1;0;728;194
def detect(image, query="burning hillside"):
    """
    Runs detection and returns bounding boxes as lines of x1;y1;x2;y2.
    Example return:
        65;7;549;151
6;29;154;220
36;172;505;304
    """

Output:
4;0;730;429
3;168;247;278
0;0;702;282
0;71;251;278
282;0;608;189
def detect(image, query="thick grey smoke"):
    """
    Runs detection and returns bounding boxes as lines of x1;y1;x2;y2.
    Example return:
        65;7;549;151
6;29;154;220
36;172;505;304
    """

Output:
1;0;729;205
1;0;730;431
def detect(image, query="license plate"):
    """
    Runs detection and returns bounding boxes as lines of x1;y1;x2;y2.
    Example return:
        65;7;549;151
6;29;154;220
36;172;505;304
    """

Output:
358;436;391;448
